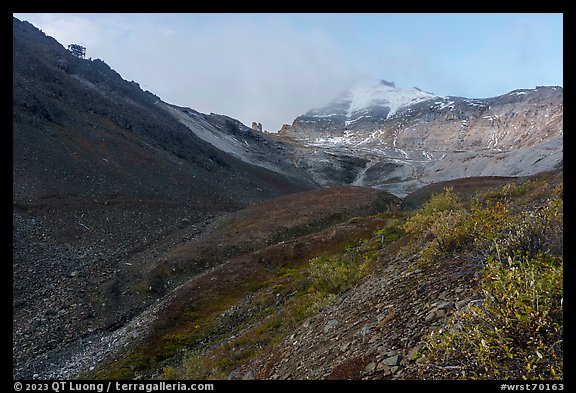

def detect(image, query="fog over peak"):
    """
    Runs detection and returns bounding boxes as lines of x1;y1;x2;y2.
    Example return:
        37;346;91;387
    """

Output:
18;13;361;131
14;13;563;132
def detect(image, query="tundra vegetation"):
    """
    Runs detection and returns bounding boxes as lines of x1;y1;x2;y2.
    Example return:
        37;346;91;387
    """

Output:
88;173;562;380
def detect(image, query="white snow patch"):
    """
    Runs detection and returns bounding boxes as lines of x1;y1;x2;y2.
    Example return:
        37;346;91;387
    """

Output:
313;136;353;146
487;130;499;149
312;113;341;118
392;130;399;148
395;148;409;158
422;151;435;160
345;81;436;119
464;99;485;107
344;115;372;127
357;129;385;146
436;100;455;110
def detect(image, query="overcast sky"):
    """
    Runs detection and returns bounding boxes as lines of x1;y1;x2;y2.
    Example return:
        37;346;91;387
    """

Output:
14;13;563;132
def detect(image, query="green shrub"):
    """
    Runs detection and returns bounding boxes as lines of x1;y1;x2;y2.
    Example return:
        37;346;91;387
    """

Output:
255;318;283;335
492;199;563;262
423;187;462;214
375;218;405;244
404;188;513;266
420;196;563;379
290;291;334;323
422;252;563;379
213;348;255;373
184;350;208;380
345;243;358;252
403;187;463;241
482;182;528;201
308;254;367;294
162;366;179;380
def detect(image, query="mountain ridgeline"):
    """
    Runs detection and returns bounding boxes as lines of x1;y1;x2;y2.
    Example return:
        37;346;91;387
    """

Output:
12;17;563;380
277;79;562;196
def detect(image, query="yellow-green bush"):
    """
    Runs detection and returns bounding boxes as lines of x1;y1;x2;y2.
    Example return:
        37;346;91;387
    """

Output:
404;187;514;266
308;254;367;294
422;252;563;379
422;187;463;214
403;187;469;264
420;195;563;379
183;350;208;379
403;187;463;235
375;217;405;244
161;366;179;380
492;199;563;262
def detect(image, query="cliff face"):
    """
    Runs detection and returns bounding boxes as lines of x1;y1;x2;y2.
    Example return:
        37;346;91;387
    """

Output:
276;82;562;196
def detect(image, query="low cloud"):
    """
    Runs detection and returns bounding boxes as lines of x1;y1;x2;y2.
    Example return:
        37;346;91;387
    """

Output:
14;13;562;130
18;13;361;131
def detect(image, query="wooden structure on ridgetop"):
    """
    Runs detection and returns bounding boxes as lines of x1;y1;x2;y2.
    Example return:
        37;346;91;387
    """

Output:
67;44;86;59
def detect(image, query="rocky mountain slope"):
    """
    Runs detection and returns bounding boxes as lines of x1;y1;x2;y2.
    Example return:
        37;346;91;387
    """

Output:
17;185;400;379
277;80;563;196
12;17;315;379
159;103;315;182
84;169;562;381
236;171;563;381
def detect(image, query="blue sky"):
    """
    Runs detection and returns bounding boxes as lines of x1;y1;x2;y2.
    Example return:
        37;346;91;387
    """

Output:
14;13;563;131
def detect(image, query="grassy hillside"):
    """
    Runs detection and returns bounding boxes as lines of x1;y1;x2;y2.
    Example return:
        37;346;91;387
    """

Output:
82;169;562;380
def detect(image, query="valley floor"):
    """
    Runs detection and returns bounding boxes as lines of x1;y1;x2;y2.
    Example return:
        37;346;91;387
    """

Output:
29;169;560;381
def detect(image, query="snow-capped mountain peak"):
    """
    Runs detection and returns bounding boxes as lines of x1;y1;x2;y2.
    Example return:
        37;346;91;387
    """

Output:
345;79;436;119
304;79;437;123
279;84;562;197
